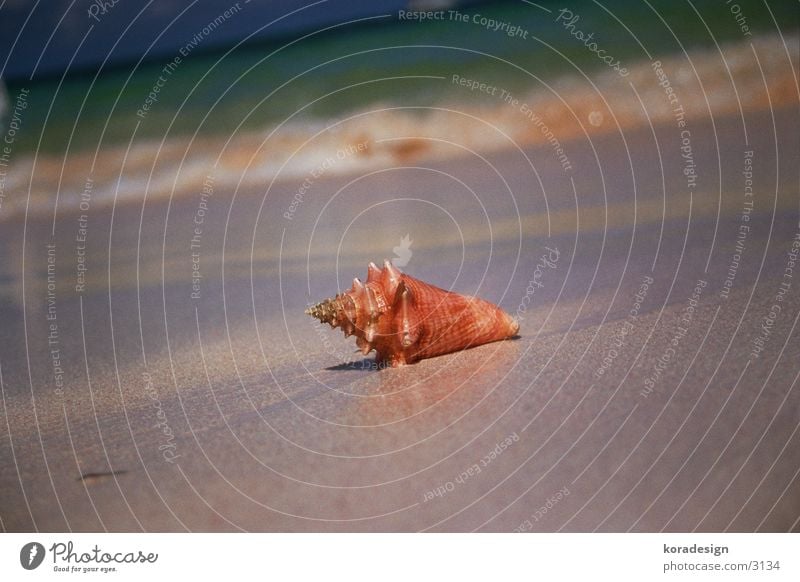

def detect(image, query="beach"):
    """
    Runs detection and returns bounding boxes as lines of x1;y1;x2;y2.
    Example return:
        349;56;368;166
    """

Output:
1;101;798;531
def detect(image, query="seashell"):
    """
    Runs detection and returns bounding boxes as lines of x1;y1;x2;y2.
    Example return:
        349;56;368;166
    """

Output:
306;260;519;367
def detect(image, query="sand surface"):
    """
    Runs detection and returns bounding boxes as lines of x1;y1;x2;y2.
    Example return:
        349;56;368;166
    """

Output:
0;107;798;532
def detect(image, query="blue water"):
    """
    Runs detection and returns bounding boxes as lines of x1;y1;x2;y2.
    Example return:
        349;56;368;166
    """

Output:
3;0;797;154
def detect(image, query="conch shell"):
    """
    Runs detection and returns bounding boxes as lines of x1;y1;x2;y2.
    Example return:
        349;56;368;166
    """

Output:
306;260;519;367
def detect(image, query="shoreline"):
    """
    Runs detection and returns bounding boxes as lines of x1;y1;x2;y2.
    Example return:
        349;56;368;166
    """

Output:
0;31;796;224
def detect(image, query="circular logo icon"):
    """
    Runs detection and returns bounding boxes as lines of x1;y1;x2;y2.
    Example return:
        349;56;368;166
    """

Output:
20;542;45;570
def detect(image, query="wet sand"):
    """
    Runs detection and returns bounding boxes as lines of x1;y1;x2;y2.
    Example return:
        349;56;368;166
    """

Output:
0;106;798;532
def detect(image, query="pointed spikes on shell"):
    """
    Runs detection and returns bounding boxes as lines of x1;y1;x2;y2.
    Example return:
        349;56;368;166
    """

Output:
304;297;338;325
305;293;355;335
306;261;519;366
367;262;381;283
381;259;402;297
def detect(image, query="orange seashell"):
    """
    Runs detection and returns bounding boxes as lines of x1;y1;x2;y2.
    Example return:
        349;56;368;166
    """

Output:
306;260;520;367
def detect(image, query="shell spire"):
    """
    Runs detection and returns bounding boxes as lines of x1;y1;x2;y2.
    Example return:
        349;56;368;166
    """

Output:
306;261;519;367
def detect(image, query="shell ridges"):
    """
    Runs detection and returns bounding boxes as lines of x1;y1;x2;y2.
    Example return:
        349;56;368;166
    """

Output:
306;261;518;367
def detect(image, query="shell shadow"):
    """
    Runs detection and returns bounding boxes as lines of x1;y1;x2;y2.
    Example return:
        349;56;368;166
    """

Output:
324;335;522;372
